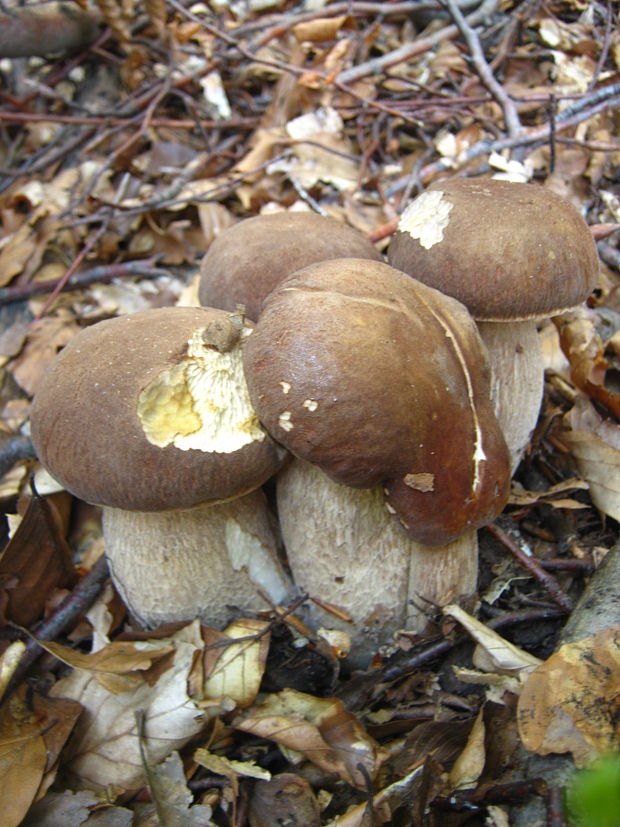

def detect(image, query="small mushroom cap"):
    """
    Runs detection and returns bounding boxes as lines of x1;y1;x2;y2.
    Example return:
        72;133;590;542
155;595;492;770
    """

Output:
387;178;599;321
31;307;286;511
198;211;383;321
243;258;511;545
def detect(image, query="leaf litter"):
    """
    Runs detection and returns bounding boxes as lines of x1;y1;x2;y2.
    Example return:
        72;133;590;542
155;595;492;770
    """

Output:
0;0;619;823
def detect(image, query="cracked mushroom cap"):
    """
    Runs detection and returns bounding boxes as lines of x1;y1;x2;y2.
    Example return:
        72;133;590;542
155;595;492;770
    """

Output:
387;178;599;321
30;307;287;511
243;258;511;546
198;211;383;321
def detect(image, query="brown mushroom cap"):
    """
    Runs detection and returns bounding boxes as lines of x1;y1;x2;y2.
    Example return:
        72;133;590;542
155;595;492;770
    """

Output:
387;178;599;321
198;211;383;321
31;306;286;511
243;258;511;545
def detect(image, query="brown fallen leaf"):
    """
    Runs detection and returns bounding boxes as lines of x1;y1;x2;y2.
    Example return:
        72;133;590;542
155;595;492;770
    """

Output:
292;16;347;43
0;685;81;827
0;492;77;627
564;395;620;522
190;618;271;715
232;687;387;789
50;621;208;793
248;772;320;827
9;313;79;396
39;637;176;694
554;308;620;420
447;707;486;791
139;748;215;827
517;626;620;766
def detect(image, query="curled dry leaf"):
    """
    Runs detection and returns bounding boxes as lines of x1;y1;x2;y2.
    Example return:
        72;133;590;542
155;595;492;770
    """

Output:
232;687;386;789
444;604;542;677
447;707;486;792
508;478;589;510
563;395;620;521
189;618;271;715
517;627;620;766
554;308;620;420
0;492;76;627
49;621;207;793
40;638;176;694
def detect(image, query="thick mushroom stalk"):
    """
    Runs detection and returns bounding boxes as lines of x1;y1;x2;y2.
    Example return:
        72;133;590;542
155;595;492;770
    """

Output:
277;459;478;669
388;178;599;470
30;307;292;628
104;490;290;629
477;320;544;470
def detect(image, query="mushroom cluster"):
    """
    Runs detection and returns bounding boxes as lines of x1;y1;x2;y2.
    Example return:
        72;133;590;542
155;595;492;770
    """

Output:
29;186;598;668
195;212;513;664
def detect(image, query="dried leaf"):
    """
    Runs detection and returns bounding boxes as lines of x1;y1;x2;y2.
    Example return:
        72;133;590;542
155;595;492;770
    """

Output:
40;638;176;694
0;493;77;626
564;396;620;521
9;314;79;396
447;707;486;791
517;627;620;766
293;16;347;43
0;688;72;827
233;688;386;789
444;604;542;676
248;773;320;827
508;478;589;509
555;309;620;420
140;749;214;827
22;790;100;827
194;749;271;782
190;618;270;714
50;621;207;792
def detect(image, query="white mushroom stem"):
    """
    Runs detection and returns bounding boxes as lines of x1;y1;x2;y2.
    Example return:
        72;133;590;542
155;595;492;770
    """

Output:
277;459;478;669
103;489;292;629
477;320;544;473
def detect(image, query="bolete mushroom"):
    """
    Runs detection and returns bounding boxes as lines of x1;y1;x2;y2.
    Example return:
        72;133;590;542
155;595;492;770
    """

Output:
198;210;383;321
243;258;511;663
277;458;480;667
388;178;599;469
30;306;292;628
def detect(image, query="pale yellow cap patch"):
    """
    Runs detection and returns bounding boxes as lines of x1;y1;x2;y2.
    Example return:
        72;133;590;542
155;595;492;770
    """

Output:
138;326;265;453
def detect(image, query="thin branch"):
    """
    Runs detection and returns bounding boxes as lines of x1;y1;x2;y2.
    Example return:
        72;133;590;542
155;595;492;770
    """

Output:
0;259;170;307
2;555;110;702
444;0;522;139
486;521;573;612
335;0;498;84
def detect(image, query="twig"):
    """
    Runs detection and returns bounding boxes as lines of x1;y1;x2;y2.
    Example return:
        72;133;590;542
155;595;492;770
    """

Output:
598;241;620;271
444;0;521;139
3;555;110;700
486;521;573;612
0;259;170;307
34;223;108;320
335;0;498;84
336;606;565;705
588;0;613;93
0;434;36;479
415;86;620;181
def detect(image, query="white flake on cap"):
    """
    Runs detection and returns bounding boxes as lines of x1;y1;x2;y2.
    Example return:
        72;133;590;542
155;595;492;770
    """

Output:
398;190;453;250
